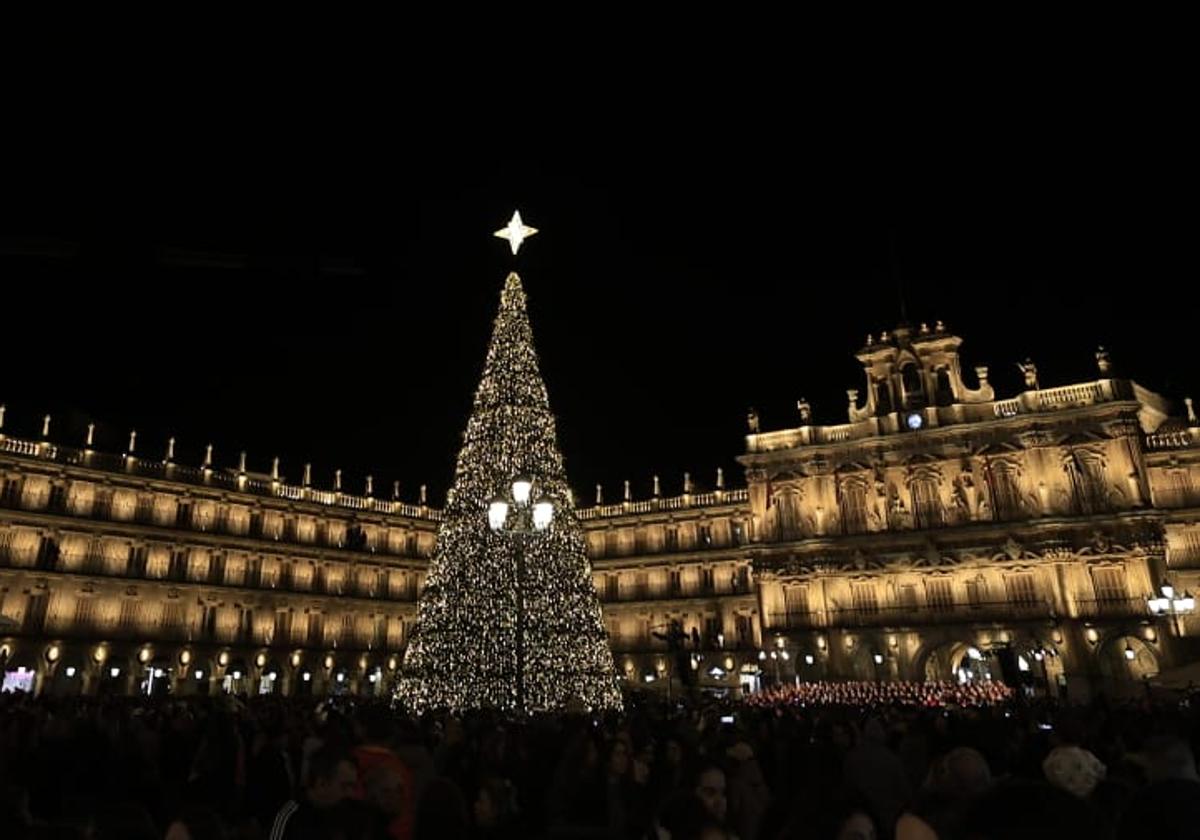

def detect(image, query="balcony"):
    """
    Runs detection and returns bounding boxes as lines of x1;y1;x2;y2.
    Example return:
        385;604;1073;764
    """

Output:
765;600;1056;630
599;582;754;604
1073;597;1148;620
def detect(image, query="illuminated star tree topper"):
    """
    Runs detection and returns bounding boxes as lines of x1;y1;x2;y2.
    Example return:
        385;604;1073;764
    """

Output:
493;209;539;255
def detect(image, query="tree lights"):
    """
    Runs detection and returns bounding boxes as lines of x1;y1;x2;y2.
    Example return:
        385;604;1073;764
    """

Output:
396;272;622;713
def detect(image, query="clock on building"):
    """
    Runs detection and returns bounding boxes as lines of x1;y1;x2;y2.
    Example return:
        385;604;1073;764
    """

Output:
905;412;924;430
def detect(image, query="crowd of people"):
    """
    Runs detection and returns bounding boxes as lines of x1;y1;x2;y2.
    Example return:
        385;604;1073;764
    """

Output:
1;684;1199;840
744;680;1014;710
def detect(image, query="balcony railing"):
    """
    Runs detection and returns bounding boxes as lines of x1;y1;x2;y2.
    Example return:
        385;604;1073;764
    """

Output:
0;486;432;562
1152;488;1200;509
765;600;1056;630
598;581;755;603
1146;430;1198;450
1073;596;1149;620
0;434;440;521
578;488;749;520
0;547;417;602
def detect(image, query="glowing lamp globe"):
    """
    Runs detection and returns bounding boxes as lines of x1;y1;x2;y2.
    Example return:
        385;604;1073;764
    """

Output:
532;497;554;530
511;476;533;505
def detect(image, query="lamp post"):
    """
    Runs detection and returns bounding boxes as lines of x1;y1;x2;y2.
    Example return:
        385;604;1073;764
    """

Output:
1147;580;1196;636
488;474;555;714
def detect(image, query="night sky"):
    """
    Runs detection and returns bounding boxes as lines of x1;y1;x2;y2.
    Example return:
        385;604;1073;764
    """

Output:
1;123;1194;506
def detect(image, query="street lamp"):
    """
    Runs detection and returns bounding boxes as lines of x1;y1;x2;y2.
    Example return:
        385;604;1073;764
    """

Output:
871;650;885;684
1147;580;1195;636
488;474;555;713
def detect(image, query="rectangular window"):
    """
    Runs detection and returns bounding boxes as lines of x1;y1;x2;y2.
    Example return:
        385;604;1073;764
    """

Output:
127;546;148;578
274;610;293;643
169;550;188;581
1;477;23;506
604;531;619;557
851;582;879;614
73;597;96;632
926;578;954;610
202;605;218;640
240;608;255;643
730;522;744;547
665;528;679;552
635;571;649;599
704;616;721;643
307;612;325;647
669;569;682;595
605;575;620;601
119;598;142;634
839;481;869;534
911;479;943;529
48;484;67;512
1091;567;1128;602
162;601;186;638
784;585;809;616
989;464;1024;520
735;614;752;644
701;568;715;592
1005;573;1039;606
698;525;713;547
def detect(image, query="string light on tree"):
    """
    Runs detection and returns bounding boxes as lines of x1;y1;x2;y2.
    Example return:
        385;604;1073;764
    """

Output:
397;215;620;713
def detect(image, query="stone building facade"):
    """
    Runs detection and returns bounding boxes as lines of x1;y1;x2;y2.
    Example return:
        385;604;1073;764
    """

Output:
2;322;1199;699
0;429;437;698
581;323;1200;700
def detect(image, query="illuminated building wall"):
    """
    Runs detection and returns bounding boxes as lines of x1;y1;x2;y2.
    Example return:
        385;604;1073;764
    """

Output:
2;321;1198;699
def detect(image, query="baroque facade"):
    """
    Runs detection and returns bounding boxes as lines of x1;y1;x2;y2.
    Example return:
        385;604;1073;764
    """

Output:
2;322;1199;699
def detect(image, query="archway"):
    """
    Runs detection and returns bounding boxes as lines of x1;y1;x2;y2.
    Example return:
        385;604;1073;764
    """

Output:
258;661;285;695
139;657;175;697
1098;635;1158;698
46;649;88;697
919;641;993;684
848;643;886;682
185;658;214;696
295;666;316;697
222;659;250;695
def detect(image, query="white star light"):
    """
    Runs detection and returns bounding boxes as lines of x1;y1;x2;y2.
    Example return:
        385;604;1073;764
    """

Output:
493;210;538;255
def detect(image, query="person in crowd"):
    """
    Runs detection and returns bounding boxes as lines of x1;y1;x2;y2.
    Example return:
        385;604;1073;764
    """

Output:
269;743;359;840
843;717;911;833
351;706;414;840
3;683;1200;840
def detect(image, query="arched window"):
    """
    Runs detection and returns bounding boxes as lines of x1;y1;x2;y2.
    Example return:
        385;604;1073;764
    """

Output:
838;478;869;534
875;379;893;415
901;363;923;397
934;368;955;406
910;475;943;529
775;489;803;539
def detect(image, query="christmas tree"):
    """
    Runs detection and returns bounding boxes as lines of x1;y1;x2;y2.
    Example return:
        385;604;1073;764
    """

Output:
396;272;623;713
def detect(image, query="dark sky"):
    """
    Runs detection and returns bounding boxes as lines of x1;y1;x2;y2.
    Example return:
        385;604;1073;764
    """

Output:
1;102;1194;505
